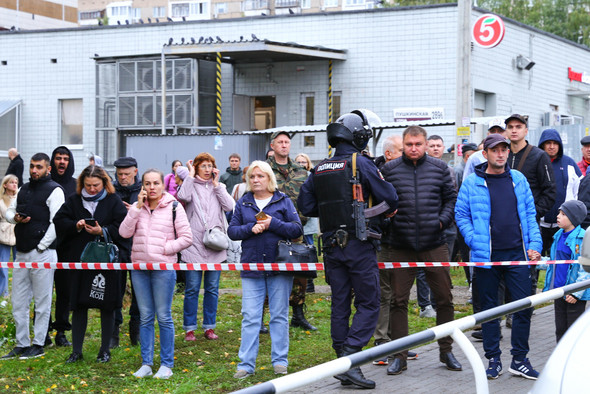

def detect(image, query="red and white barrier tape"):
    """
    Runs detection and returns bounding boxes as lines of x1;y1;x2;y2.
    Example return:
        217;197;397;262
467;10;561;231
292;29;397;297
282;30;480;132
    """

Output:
0;260;574;271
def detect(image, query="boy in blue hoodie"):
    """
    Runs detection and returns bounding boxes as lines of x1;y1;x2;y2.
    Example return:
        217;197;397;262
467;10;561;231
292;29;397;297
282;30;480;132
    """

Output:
543;199;590;343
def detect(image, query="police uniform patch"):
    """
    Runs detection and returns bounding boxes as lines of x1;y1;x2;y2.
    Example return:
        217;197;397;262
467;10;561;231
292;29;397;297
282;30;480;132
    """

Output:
315;160;347;174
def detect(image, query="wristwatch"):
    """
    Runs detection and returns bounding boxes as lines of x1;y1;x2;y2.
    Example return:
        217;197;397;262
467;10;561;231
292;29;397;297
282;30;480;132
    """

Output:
36;247;45;253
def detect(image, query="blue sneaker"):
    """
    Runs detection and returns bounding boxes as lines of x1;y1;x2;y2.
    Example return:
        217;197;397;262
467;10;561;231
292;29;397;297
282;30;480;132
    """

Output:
486;357;502;380
509;358;539;380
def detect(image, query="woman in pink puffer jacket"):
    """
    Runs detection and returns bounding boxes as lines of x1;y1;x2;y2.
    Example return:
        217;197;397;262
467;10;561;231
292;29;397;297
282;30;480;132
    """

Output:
119;169;192;380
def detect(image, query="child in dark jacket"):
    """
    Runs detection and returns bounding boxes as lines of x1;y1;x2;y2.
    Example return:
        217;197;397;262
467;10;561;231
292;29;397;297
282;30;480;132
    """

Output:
543;200;590;343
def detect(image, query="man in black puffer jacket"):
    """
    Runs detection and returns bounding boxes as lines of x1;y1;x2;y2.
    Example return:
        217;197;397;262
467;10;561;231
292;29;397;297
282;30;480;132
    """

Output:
380;125;461;376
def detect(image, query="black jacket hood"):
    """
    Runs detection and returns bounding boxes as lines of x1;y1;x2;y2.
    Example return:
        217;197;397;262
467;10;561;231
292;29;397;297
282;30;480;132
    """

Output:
51;145;76;183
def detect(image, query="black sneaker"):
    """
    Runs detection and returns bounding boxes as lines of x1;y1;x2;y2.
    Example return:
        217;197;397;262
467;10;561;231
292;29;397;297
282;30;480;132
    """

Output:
19;345;45;359
55;332;71;347
1;346;29;360
44;334;53;348
407;351;418;360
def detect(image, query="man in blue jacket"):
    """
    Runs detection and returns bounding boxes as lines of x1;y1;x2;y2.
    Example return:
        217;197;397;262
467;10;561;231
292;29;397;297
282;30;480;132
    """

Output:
455;134;542;381
537;129;581;256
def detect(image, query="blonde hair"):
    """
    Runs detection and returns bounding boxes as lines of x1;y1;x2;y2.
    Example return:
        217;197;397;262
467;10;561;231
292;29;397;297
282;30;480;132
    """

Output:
246;161;277;193
0;175;17;206
295;153;312;171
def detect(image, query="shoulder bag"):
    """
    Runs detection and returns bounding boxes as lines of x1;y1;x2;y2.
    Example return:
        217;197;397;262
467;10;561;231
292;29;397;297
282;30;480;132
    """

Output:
78;227;120;308
276;240;318;278
194;189;229;251
80;227;119;264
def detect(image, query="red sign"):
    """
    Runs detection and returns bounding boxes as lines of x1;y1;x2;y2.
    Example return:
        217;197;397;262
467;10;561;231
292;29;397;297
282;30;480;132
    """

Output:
472;14;505;48
568;67;590;84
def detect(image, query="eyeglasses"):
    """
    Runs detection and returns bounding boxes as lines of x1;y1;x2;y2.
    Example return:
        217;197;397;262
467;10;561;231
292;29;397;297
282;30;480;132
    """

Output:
199;164;213;170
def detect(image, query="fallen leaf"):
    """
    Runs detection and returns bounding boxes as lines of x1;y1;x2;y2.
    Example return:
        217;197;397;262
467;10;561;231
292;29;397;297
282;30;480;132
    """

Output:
51;384;57;389
204;351;210;355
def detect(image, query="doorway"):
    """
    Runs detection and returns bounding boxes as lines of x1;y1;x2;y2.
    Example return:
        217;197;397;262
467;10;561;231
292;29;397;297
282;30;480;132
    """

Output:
254;96;276;130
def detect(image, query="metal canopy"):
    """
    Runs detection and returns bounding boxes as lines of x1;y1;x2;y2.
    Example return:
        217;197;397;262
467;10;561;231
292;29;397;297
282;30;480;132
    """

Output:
0;100;21;118
162;39;347;64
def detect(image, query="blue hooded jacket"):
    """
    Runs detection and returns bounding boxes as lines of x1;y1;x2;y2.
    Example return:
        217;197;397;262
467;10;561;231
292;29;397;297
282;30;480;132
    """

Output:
544;226;590;300
538;129;582;224
455;162;542;266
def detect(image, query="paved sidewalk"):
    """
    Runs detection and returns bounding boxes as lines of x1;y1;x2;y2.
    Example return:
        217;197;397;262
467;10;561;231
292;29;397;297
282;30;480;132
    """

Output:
293;305;555;393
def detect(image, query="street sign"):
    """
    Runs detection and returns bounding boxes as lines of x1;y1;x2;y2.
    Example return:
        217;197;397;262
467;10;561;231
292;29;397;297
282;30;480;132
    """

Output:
472;14;505;48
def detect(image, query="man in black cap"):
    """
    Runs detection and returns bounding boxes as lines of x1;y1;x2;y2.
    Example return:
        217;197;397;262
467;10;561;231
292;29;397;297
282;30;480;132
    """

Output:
577;136;590;176
456;134;542;381
111;157;141;347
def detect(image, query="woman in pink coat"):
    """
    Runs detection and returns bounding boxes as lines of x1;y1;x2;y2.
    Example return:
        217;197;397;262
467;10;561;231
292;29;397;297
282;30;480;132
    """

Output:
119;169;192;380
176;152;234;341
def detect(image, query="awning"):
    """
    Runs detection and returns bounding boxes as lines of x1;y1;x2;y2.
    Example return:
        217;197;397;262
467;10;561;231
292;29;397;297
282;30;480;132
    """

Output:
162;38;347;64
0;100;21;117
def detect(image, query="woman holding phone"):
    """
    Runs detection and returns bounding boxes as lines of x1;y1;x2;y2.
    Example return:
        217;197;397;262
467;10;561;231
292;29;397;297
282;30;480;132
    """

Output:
176;153;234;341
119;169;192;379
228;161;302;378
54;166;129;364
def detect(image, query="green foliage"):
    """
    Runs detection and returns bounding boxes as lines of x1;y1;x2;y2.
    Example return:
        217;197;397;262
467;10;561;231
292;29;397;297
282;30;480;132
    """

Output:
383;0;590;46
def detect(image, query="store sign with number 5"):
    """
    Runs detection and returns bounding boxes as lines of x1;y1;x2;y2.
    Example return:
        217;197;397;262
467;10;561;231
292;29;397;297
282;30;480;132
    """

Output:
472;14;505;49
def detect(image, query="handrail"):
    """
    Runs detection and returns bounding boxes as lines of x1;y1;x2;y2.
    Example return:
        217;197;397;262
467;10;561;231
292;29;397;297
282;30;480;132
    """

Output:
232;279;590;394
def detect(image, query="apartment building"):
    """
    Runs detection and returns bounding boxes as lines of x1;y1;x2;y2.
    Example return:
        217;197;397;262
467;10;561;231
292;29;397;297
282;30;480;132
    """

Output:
0;0;78;30
78;0;377;25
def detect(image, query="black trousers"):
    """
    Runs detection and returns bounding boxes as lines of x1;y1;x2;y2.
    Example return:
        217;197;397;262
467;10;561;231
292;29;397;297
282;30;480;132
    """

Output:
554;297;587;343
51;269;72;332
114;270;140;326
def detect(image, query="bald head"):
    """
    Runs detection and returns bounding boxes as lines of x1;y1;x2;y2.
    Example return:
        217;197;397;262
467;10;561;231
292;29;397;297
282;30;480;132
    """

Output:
8;148;17;160
383;135;403;162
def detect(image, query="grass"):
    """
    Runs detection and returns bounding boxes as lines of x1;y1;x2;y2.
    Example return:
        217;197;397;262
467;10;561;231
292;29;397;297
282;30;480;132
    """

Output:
0;268;546;393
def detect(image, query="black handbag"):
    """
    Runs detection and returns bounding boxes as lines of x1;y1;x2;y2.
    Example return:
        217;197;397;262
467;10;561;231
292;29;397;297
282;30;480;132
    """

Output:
276;240;318;278
78;228;121;309
80;228;120;264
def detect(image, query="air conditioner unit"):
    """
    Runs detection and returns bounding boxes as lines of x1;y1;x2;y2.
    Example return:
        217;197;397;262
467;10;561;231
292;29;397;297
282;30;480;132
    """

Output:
542;111;560;126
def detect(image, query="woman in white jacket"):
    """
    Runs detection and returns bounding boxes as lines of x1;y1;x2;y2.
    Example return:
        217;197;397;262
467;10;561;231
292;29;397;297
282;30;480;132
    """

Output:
176;153;234;341
0;175;17;298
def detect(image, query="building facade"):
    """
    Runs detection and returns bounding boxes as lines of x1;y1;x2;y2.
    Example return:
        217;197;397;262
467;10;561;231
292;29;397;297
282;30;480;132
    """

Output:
1;4;590;173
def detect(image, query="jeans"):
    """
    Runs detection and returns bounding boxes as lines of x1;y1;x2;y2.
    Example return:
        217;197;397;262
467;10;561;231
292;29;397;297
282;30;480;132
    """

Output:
131;270;176;368
0;244;15;297
237;274;293;373
183;270;221;331
476;247;532;361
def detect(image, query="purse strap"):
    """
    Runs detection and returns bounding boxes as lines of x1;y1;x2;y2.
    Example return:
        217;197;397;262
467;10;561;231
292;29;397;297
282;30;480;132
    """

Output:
172;200;178;239
102;227;112;244
516;144;534;172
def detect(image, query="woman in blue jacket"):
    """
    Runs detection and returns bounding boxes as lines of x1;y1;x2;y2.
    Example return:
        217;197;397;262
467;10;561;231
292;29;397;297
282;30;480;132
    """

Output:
228;160;302;379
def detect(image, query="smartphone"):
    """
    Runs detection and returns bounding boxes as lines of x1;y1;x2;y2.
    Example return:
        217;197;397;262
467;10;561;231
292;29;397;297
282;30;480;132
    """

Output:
255;211;268;221
85;218;97;226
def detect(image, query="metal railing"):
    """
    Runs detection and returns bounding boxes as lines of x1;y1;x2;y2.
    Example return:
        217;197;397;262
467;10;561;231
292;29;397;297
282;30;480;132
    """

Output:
233;279;590;394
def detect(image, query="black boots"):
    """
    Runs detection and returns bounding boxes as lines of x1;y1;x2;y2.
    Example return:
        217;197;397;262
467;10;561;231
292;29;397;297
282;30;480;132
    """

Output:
291;304;317;331
109;325;120;349
334;346;376;389
129;318;140;346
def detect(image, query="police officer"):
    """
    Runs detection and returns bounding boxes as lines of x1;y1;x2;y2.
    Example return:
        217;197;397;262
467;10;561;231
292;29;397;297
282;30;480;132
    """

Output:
298;109;398;390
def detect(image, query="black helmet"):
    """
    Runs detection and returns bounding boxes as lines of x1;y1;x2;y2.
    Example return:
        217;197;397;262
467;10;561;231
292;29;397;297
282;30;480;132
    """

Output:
327;109;381;150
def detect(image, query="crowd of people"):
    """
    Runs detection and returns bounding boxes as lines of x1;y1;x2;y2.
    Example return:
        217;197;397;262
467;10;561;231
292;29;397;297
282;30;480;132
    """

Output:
0;111;588;388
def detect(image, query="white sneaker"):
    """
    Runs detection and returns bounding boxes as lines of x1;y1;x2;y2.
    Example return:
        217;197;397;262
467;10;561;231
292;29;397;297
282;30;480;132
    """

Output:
153;365;173;379
133;365;153;378
419;305;436;318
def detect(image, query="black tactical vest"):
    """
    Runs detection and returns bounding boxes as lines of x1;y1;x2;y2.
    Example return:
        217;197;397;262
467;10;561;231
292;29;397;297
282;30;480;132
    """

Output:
313;156;356;233
15;176;62;252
